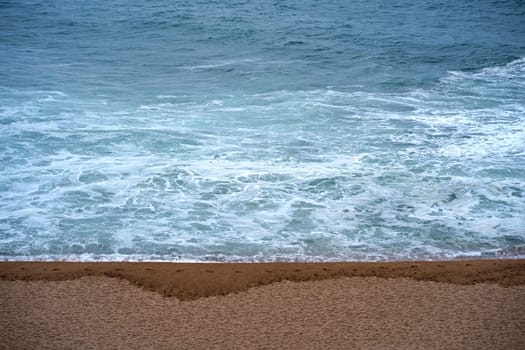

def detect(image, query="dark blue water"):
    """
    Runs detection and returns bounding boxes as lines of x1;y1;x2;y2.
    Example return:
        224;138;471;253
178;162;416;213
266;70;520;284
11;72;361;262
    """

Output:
1;0;524;261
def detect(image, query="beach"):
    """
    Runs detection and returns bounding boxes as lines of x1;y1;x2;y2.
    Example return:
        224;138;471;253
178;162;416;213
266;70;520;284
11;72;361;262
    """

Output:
1;259;524;349
2;1;525;349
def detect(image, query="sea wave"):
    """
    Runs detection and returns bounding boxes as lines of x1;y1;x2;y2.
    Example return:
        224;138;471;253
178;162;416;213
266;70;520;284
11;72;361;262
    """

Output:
1;57;524;261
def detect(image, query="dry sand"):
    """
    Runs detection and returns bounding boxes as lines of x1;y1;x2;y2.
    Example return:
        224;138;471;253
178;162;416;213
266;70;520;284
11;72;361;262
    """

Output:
1;260;524;349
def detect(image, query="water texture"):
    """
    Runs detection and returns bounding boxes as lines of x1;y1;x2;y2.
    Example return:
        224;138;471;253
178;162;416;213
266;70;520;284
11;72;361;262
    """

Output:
1;0;524;261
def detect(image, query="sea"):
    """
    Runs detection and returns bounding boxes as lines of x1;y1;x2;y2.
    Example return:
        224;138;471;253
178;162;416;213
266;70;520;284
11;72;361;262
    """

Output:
1;0;524;262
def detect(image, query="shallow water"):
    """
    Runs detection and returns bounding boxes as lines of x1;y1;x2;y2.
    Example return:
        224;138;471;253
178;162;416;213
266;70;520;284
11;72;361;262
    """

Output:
1;0;524;261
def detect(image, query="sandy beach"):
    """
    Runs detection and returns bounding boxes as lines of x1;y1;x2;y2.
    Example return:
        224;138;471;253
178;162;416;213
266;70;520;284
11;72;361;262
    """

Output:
1;259;524;349
2;0;524;349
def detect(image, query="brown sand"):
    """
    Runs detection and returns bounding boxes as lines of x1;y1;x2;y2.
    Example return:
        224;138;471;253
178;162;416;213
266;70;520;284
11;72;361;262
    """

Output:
1;260;525;349
1;259;524;299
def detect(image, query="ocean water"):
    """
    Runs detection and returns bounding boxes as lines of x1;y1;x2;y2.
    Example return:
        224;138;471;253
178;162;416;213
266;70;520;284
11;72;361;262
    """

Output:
1;0;524;261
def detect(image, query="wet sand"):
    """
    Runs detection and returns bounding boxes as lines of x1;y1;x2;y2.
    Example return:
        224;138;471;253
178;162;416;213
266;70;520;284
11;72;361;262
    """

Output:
1;259;524;349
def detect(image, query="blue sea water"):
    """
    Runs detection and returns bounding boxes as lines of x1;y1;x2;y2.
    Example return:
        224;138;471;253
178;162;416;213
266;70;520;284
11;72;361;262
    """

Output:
1;0;524;261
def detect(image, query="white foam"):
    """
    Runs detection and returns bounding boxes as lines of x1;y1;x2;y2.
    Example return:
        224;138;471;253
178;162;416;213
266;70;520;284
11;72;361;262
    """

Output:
1;58;524;261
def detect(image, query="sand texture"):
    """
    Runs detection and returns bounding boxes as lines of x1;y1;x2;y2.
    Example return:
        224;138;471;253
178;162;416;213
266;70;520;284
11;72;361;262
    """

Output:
1;260;525;349
1;259;524;299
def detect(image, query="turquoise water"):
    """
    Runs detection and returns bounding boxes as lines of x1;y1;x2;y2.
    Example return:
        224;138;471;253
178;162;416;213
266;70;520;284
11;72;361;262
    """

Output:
1;0;524;261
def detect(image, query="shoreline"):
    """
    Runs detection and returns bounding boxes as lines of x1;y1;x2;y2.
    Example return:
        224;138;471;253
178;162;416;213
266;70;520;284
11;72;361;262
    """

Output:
1;259;524;299
2;259;524;349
